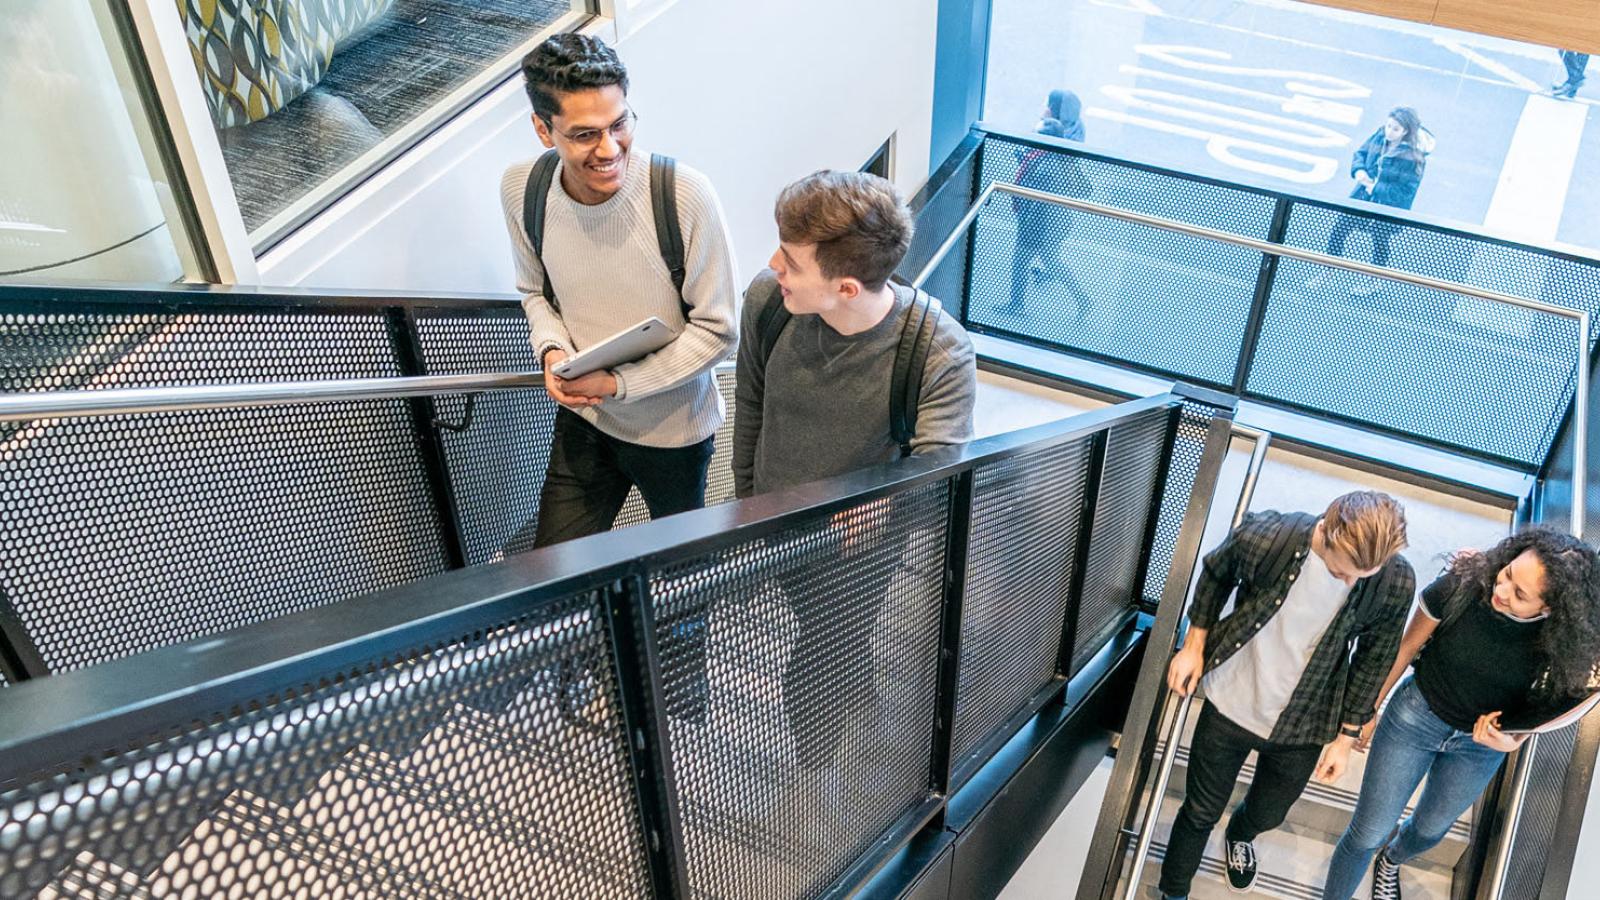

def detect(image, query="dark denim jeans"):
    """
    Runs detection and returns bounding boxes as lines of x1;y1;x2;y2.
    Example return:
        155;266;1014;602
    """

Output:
1322;677;1506;900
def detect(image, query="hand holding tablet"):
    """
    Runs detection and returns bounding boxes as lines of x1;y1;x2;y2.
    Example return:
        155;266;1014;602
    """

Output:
552;317;675;380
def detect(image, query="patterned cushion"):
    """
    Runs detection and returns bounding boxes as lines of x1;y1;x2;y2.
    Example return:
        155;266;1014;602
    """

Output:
178;0;395;128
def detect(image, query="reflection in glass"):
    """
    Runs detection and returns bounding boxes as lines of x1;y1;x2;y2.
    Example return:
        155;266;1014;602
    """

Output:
176;0;589;240
0;2;202;283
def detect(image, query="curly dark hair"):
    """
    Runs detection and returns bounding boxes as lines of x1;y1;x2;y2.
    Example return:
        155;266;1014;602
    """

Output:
520;34;628;122
1447;526;1600;698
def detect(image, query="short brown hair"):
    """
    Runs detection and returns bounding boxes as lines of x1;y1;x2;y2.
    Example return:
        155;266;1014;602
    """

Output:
774;170;913;291
1322;491;1408;571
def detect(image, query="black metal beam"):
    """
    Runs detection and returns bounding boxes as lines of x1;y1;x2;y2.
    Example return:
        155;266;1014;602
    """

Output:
386;308;469;569
930;470;976;813
0;586;47;682
1074;406;1236;900
1127;405;1184;608
1059;431;1109;679
605;574;691;899
1232;197;1292;394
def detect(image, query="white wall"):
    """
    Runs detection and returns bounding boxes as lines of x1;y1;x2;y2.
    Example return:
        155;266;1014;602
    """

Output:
258;1;939;292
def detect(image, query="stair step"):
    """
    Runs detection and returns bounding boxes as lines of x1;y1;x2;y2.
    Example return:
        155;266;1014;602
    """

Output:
1129;793;1452;899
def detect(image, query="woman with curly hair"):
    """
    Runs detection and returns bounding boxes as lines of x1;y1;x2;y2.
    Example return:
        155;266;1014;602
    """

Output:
1323;527;1600;900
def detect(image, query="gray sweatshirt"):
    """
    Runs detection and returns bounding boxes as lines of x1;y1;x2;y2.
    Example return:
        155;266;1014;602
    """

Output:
499;150;739;448
733;270;977;498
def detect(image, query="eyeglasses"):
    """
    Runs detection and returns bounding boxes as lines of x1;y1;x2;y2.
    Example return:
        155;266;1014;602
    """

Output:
553;110;637;149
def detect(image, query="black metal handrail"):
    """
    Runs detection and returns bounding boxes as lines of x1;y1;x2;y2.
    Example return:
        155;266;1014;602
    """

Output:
0;392;1175;775
0;384;1233;900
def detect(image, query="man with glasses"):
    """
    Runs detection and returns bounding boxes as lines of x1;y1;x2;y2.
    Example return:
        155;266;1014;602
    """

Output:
499;34;739;550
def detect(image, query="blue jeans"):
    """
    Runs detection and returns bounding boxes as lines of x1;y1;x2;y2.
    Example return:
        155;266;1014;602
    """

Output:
1322;677;1507;899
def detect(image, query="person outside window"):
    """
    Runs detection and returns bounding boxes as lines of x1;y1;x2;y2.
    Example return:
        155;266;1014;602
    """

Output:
1008;89;1091;315
1311;107;1432;298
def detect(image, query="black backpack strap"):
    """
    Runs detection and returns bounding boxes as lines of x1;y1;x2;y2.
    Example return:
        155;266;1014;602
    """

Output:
522;149;562;315
755;278;792;367
650;154;693;322
890;290;939;457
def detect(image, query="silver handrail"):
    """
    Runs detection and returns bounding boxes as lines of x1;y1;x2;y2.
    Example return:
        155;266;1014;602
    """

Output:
1119;426;1272;899
911;180;1589;541
1485;734;1539;899
0;372;544;423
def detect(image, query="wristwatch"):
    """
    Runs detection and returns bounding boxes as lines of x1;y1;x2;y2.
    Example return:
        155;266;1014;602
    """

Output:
1340;725;1363;739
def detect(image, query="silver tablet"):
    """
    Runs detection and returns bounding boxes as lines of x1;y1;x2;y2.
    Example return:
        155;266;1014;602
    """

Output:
551;317;675;380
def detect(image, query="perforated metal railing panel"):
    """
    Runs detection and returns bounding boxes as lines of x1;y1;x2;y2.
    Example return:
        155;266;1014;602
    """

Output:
412;310;737;558
416;308;560;563
1258;203;1600;465
966;136;1274;386
0;587;653;900
615;370;740;530
0;307;450;674
899;139;980;312
647;485;951;900
1500;722;1581;897
1074;408;1171;675
1140;402;1225;608
950;436;1092;784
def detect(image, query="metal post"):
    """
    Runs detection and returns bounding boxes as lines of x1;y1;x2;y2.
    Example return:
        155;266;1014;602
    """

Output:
1059;431;1110;679
1127;407;1185;611
1117;427;1271;900
386;308;470;570
1232;198;1292;394
604;573;692;900
1074;406;1234;900
929;470;976;813
0;587;48;681
1573;312;1589;541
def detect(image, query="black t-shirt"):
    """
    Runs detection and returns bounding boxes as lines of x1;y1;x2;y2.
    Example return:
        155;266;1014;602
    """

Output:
1413;572;1547;732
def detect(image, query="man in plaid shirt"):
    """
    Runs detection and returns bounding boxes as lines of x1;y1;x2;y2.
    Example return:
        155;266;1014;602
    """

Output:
1158;491;1415;900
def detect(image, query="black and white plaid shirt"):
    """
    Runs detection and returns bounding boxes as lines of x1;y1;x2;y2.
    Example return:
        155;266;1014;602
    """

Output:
1187;510;1416;746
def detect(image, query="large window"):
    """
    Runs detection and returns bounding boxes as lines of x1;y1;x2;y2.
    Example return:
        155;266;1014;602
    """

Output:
176;0;591;245
985;0;1600;253
0;1;205;283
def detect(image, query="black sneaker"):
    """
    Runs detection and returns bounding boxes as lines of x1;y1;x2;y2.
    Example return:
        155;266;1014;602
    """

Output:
1372;850;1402;900
1224;837;1257;893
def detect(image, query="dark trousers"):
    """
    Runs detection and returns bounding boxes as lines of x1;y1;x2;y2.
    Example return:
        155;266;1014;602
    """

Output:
1158;702;1322;897
529;408;714;548
1326;214;1396;268
1562;51;1590;86
1009;224;1087;309
519;408;715;720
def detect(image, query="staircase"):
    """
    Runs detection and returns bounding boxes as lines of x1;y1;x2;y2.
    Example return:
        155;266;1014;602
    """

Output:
1128;692;1464;899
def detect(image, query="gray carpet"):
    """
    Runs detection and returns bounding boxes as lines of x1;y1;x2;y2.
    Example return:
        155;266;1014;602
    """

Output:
219;0;574;234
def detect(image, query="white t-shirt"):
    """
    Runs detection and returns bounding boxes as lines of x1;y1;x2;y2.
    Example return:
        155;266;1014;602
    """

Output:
1204;549;1350;741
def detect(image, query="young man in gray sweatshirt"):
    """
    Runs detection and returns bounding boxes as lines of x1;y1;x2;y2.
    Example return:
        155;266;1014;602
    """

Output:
499;35;739;549
734;171;976;499
734;170;976;768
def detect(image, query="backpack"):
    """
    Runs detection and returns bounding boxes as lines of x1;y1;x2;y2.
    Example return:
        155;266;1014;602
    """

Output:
753;279;940;458
522;149;691;320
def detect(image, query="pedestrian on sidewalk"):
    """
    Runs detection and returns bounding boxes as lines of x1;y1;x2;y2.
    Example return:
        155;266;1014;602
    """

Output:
1323;528;1600;900
1312;107;1432;298
1008;89;1091;315
1157;493;1414;900
1552;50;1590;99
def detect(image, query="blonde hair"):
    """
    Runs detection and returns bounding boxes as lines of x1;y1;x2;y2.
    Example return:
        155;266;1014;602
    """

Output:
1322;491;1408;571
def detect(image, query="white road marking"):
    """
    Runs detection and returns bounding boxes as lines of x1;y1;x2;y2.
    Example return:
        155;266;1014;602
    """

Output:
1436;39;1543;92
1086;107;1341;182
1137;45;1370;99
1118;65;1365;125
1454;93;1588;335
1100;84;1350;148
